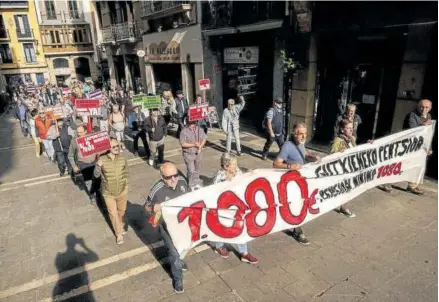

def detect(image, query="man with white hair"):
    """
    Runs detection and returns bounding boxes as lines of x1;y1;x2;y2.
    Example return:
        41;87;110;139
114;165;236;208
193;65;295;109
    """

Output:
273;123;318;245
222;96;246;156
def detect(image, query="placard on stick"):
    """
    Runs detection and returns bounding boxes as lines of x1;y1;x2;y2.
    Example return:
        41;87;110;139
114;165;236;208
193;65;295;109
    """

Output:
132;94;161;110
188;104;209;122
46;105;65;120
75;99;101;116
76;131;111;157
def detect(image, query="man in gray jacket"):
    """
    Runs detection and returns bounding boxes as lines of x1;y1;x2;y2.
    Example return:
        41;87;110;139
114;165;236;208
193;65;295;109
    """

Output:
222;96;245;156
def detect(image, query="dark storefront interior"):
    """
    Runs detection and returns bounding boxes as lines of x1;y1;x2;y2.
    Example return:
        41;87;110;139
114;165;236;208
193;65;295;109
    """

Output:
219;30;276;130
153;63;182;96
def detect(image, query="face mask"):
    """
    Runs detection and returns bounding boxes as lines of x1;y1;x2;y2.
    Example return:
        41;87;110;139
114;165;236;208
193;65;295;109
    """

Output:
275;103;282;109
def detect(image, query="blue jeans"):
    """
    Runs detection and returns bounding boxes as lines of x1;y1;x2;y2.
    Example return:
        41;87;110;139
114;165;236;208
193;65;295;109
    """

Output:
215;242;248;254
19;119;28;136
159;224;183;283
55;151;72;174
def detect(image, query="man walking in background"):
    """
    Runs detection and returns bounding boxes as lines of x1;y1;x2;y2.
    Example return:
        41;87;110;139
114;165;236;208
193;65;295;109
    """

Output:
262;97;285;160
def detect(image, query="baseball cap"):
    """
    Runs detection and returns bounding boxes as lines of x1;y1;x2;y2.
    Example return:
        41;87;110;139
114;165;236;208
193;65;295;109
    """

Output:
274;97;282;104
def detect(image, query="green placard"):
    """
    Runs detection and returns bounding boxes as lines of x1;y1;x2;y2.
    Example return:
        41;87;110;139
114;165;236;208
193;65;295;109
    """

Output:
133;94;161;109
132;94;145;108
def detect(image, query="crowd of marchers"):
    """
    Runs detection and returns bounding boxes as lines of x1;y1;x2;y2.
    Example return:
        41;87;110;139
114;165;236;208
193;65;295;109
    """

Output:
6;81;433;294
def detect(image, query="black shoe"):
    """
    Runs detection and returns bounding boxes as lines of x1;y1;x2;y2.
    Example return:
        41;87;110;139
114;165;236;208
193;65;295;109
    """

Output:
60;171;65;177
292;231;310;246
174;280;184;294
181;261;188;272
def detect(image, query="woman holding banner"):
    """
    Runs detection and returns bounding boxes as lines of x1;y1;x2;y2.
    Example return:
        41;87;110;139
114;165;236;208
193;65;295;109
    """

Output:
330;119;357;218
212;152;259;264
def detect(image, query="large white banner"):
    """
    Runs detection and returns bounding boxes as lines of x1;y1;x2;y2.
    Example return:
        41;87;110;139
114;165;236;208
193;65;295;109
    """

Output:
162;125;435;258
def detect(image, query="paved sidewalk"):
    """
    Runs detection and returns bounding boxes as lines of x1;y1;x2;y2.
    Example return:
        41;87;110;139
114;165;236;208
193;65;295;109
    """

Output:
0;115;436;302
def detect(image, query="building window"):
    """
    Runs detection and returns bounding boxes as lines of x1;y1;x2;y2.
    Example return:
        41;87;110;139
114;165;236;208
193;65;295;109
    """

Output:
0;44;13;63
14;15;32;38
68;0;79;18
73;29;84;43
53;58;69;68
50;30;61;44
45;0;56;19
0;15;7;39
36;73;45;85
23;43;37;63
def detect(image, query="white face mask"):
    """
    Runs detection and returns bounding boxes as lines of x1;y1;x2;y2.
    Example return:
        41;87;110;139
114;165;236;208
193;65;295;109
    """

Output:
275;103;282;109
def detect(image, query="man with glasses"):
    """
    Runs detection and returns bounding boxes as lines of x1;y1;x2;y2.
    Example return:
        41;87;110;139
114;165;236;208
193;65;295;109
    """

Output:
222;96;245;155
35;109;55;161
144;162;189;294
94;138;128;245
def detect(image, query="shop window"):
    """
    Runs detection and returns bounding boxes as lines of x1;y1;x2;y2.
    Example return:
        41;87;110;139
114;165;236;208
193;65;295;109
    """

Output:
0;44;13;63
23;43;37;63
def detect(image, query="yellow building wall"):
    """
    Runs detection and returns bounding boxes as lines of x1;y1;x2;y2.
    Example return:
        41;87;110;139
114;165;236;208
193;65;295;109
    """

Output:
0;1;48;81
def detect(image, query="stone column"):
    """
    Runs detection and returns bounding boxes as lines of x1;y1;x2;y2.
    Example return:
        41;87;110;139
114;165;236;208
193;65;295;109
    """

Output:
202;36;224;116
144;63;155;94
290;35;317;138
107;48;117;88
194;63;204;95
123;54;133;91
391;24;433;133
181;63;194;102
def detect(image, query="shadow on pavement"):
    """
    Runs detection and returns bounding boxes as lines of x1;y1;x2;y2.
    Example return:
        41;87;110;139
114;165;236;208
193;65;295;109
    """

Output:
52;233;98;301
0;115;15;183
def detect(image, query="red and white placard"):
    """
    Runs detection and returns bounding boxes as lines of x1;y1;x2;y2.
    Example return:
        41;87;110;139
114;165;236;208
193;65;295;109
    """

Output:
188;104;209;122
198;78;211;91
75;99;101;116
76;131;111;157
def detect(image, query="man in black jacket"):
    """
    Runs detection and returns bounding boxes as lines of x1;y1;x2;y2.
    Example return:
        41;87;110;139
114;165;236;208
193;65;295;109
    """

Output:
144;109;167;167
172;90;189;138
132;105;150;158
50;119;73;176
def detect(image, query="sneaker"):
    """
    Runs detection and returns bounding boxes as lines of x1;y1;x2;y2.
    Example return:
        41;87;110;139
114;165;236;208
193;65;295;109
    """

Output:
60;171;65;177
241;253;258;264
215;246;230;259
148;159;154;166
181;261;188;272
36;153;40;158
379;185;392;193
262;155;267;161
89;195;97;204
293;232;310;246
339;207;356;218
407;186;424;195
174;280;184;294
116;236;124;245
237;152;242;156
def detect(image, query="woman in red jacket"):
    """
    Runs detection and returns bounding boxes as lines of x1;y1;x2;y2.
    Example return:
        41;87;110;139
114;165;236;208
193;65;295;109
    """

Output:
35;109;55;161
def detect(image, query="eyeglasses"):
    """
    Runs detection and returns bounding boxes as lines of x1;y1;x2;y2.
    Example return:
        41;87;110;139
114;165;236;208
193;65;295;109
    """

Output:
162;173;178;180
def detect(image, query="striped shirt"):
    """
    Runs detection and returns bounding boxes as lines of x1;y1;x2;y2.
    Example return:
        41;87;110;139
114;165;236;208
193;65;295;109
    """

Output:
179;125;207;154
145;176;188;207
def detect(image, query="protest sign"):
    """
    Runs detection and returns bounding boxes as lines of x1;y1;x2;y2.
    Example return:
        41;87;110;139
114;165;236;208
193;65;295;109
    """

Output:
161;124;435;258
46;105;65;120
198;78;211;91
75;99;101;116
207;106;220;128
133;94;161;110
188;104;209;122
89;89;102;99
76;131;111;157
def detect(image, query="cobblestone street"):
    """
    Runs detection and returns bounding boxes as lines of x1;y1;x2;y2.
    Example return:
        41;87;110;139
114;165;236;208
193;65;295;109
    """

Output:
0;116;437;302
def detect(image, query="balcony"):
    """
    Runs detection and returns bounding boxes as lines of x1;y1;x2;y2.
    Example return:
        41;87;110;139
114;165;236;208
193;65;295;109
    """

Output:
16;28;34;39
102;22;140;44
43;44;94;54
0;1;28;9
141;1;191;19
0;28;9;40
64;10;85;21
202;1;285;30
41;11;60;21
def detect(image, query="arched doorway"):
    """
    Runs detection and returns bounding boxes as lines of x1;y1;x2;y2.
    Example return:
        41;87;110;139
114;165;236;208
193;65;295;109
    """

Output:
74;57;91;82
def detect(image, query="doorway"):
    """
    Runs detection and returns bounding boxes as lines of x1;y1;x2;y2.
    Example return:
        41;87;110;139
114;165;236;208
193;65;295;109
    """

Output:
153;63;182;96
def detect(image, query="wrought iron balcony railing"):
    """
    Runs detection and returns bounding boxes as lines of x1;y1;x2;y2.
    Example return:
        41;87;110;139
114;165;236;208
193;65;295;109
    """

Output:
0;28;9;40
202;1;285;30
65;10;85;20
101;22;140;43
141;1;191;19
43;44;94;53
41;11;60;21
16;28;34;39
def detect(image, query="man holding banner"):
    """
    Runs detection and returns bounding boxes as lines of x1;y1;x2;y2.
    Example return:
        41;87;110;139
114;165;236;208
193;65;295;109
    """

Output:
273;123;318;245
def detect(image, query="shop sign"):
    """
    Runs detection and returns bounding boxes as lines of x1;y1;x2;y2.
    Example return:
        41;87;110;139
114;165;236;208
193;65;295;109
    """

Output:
224;47;259;64
146;41;181;62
